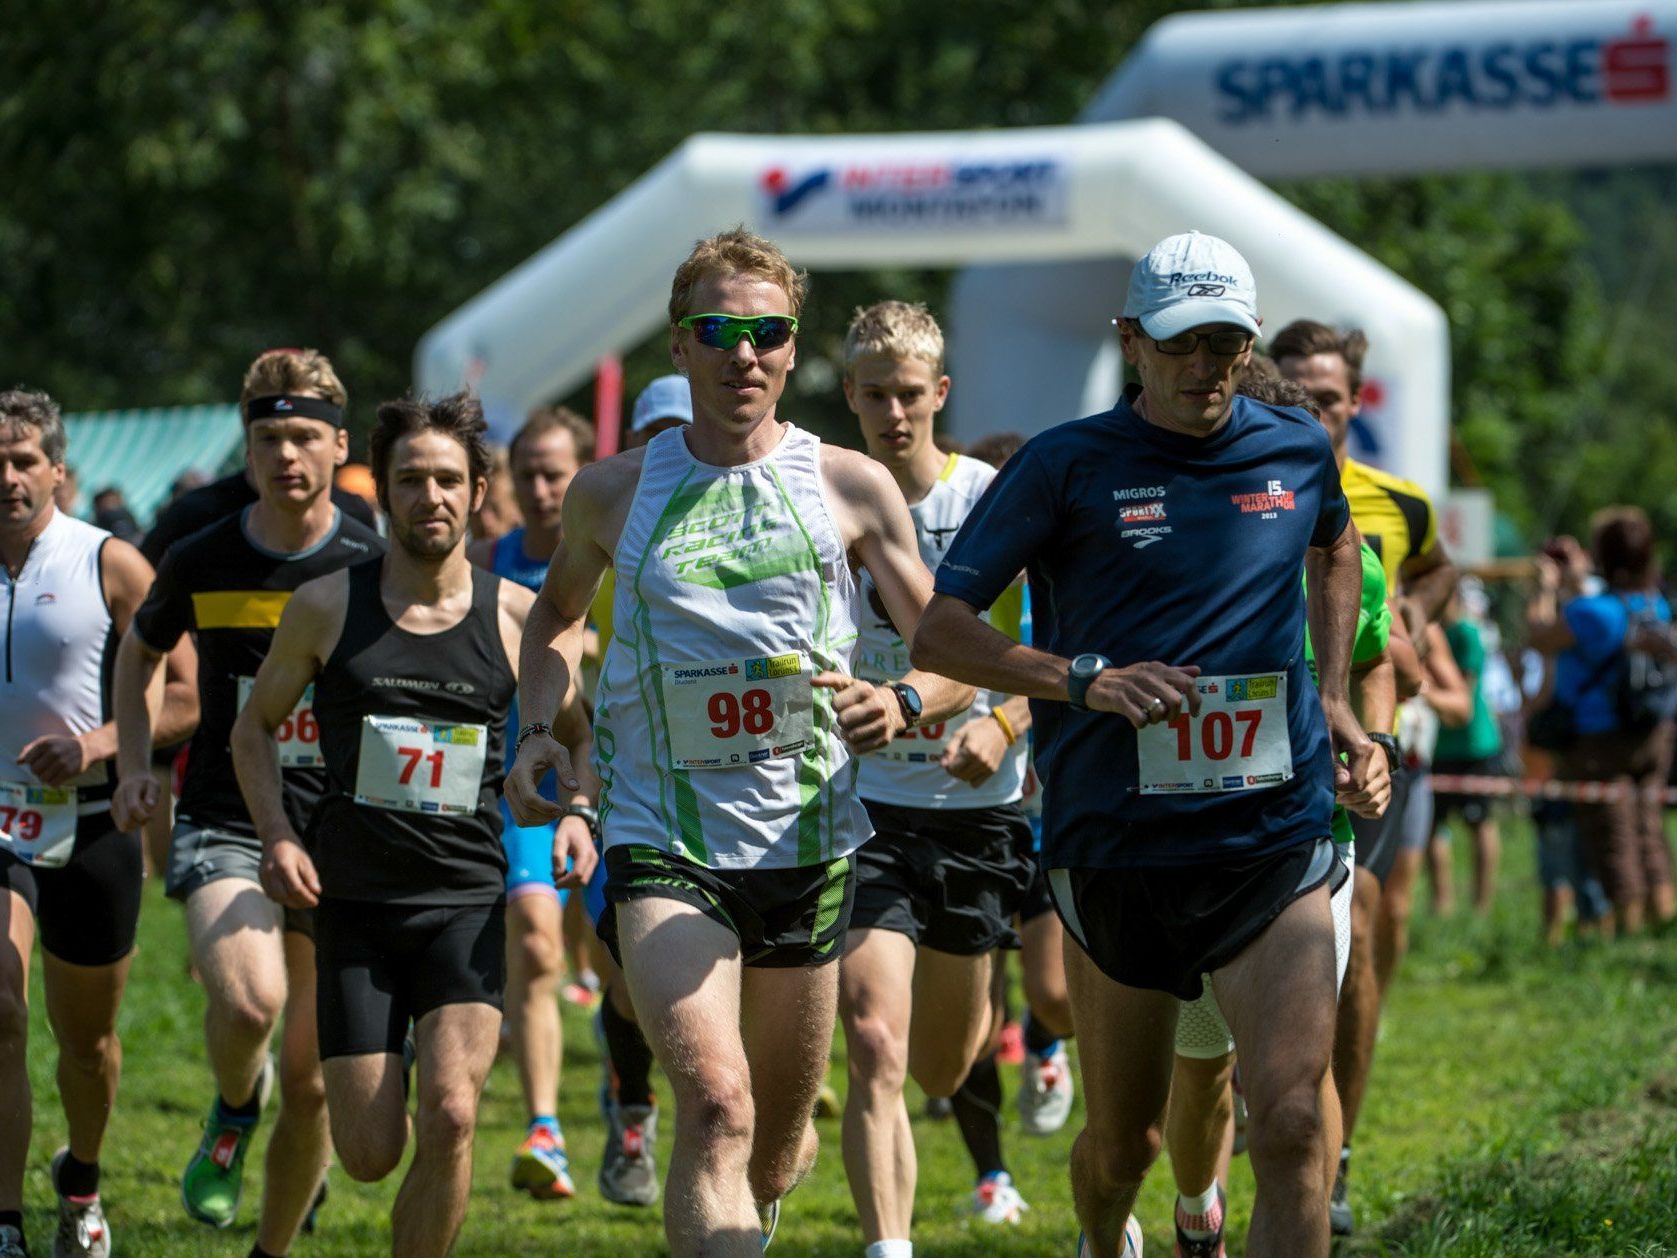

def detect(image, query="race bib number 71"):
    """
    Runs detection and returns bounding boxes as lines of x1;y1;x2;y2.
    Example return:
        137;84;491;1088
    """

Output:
355;715;488;815
1136;672;1293;795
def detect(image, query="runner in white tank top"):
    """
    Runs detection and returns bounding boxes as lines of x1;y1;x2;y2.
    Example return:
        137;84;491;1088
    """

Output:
1;390;197;1258
506;231;973;1257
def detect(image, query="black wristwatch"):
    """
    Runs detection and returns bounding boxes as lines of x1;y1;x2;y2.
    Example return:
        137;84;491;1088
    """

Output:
1366;732;1400;773
887;682;923;729
1066;653;1111;712
561;803;601;844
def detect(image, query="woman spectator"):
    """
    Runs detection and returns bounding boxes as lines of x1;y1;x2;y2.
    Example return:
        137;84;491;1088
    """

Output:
1530;509;1677;936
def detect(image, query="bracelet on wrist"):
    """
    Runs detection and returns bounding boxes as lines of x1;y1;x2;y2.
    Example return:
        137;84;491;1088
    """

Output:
514;722;553;756
561;803;601;843
991;708;1018;746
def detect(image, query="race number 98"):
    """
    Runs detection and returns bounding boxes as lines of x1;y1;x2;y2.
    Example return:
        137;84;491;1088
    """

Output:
708;689;775;738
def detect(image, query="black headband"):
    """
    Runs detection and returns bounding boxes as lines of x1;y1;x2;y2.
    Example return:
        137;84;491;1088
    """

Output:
243;394;345;426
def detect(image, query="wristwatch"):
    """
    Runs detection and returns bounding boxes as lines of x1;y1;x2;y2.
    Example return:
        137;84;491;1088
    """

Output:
561;803;601;844
1067;653;1111;712
887;682;923;729
1366;732;1400;774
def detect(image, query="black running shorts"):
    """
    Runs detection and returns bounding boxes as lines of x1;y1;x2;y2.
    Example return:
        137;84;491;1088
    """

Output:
850;799;1036;954
0;813;142;967
598;844;855;969
314;898;506;1059
1049;836;1345;1001
1348;764;1410;885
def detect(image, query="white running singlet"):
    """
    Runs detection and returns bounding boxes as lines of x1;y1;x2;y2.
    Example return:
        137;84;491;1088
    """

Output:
0;509;117;808
855;452;1026;809
594;424;869;870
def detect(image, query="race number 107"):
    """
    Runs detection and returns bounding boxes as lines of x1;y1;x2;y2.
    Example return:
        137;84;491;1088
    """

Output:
1166;710;1263;761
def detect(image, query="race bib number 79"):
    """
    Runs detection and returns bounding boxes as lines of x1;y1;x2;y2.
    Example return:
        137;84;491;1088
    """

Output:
354;715;488;815
0;780;78;868
1136;672;1293;795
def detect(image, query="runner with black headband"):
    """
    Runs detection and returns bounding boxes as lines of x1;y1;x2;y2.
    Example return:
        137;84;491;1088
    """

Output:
113;349;383;1258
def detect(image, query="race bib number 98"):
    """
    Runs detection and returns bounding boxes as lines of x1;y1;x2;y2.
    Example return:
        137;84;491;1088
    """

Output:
238;677;322;768
0;780;78;868
662;652;815;769
1136;672;1293;795
355;715;488;815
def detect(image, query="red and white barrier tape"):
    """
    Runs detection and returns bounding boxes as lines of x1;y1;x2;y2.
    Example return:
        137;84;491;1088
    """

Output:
1427;773;1677;805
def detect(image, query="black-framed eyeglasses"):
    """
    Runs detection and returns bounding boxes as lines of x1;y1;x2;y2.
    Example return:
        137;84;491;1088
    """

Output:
1112;318;1253;357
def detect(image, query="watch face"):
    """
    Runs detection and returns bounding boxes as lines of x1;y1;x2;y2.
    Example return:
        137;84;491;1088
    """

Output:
900;685;923;718
1072;654;1103;679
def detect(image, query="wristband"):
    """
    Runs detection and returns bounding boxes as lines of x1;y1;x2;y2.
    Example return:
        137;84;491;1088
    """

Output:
1366;732;1400;774
515;722;553;756
561;803;601;844
991;708;1018;746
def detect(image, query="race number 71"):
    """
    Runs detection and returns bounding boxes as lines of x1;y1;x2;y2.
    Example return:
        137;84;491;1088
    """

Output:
396;747;445;788
1166;710;1263;761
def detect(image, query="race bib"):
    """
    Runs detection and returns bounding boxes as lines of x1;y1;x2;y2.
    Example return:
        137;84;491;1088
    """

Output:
662;652;814;770
354;715;488;815
868;717;952;764
1136;672;1293;795
0;780;78;868
238;677;323;768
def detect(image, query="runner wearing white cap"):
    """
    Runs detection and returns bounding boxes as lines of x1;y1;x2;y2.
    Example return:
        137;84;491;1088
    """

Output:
914;231;1376;1257
625;374;694;447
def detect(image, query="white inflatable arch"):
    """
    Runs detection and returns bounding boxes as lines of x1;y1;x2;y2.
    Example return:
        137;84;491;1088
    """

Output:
953;0;1677;494
416;119;1446;487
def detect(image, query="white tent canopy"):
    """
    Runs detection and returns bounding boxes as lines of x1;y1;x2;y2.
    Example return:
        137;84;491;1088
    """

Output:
416;119;1447;489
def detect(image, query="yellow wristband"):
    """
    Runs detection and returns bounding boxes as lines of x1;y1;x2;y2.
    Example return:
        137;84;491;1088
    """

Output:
992;708;1018;746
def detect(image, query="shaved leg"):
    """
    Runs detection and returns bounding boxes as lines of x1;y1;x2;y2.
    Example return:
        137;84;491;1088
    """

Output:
0;891;36;1213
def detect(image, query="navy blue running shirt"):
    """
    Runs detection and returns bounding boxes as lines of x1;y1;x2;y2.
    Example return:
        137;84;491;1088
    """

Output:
935;388;1351;871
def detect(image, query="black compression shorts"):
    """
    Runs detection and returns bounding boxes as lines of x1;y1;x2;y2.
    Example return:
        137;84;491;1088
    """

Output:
314;898;505;1059
0;813;142;967
850;799;1036;954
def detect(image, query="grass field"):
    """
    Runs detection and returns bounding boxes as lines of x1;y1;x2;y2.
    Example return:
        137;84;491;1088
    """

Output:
16;819;1677;1255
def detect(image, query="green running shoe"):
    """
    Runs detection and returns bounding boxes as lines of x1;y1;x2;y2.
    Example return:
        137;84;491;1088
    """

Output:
181;1059;272;1228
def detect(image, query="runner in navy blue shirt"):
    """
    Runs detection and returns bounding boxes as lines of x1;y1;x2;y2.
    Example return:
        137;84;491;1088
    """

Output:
913;232;1379;1258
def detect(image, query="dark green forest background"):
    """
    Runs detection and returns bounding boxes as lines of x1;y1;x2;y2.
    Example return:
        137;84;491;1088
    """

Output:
4;0;1674;546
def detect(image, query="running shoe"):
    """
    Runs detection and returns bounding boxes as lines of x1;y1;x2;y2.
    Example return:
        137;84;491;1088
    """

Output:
0;1224;28;1258
969;1170;1029;1225
1018;1041;1074;1135
1077;1216;1144;1256
50;1149;110;1258
758;1198;780;1250
1329;1151;1354;1236
598;1101;660;1206
1174;1184;1226;1258
181;1057;272;1227
997;1019;1026;1066
511;1122;576;1199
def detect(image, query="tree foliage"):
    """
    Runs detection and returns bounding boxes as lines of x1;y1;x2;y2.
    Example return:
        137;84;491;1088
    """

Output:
2;0;1671;548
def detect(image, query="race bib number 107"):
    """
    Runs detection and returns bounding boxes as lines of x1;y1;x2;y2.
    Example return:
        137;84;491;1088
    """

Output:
1135;672;1293;795
355;715;488;815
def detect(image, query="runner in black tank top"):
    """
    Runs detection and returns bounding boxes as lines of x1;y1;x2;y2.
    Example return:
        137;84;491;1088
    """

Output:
230;392;596;1257
311;558;514;906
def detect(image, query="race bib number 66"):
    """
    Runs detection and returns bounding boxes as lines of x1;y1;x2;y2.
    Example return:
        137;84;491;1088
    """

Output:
1136;672;1294;795
355;715;488;815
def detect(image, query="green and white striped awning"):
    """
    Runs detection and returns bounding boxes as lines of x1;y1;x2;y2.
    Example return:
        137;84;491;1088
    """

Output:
61;405;244;527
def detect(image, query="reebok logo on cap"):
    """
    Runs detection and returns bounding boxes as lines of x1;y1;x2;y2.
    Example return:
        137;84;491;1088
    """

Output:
1123;232;1260;341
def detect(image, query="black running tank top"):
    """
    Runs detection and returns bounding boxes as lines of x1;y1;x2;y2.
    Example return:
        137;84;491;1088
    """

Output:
311;559;514;904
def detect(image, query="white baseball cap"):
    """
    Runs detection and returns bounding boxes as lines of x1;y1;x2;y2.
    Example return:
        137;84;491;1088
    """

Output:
1122;231;1260;340
630;374;694;433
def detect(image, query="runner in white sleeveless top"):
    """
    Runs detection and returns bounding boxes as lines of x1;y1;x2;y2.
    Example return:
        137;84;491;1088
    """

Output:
834;303;1040;1257
507;229;972;1258
1;389;196;1258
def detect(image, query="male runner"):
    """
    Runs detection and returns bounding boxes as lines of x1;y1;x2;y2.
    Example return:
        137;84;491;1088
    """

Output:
467;405;597;1200
837;300;1037;1252
625;374;694;447
914;232;1377;1257
113;348;382;1257
1271;319;1456;1235
1162;371;1393;1258
232;392;596;1258
506;228;972;1257
1;390;196;1258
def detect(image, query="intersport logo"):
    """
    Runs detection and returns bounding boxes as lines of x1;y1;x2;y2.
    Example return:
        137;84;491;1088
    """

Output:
1214;14;1670;124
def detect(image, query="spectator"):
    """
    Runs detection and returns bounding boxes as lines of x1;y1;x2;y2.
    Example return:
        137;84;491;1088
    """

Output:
1531;508;1677;936
91;484;142;543
624;374;692;448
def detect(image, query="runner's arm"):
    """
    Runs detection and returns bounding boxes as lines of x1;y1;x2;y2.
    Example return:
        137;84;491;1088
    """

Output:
1307;519;1380;801
1399;540;1457;653
1386;607;1425;701
1421;623;1473;727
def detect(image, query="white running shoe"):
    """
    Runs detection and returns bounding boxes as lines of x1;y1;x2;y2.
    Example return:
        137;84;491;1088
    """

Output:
1077;1215;1143;1256
51;1149;111;1258
1019;1042;1074;1135
970;1171;1029;1225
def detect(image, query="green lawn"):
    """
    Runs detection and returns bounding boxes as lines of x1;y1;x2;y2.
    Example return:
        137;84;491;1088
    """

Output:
17;819;1677;1255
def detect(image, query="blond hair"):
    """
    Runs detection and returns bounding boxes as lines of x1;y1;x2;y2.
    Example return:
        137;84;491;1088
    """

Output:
240;347;347;409
668;227;808;325
843;301;944;376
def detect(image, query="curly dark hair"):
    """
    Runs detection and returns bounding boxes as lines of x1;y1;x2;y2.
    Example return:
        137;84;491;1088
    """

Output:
369;391;491;508
0;388;66;463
